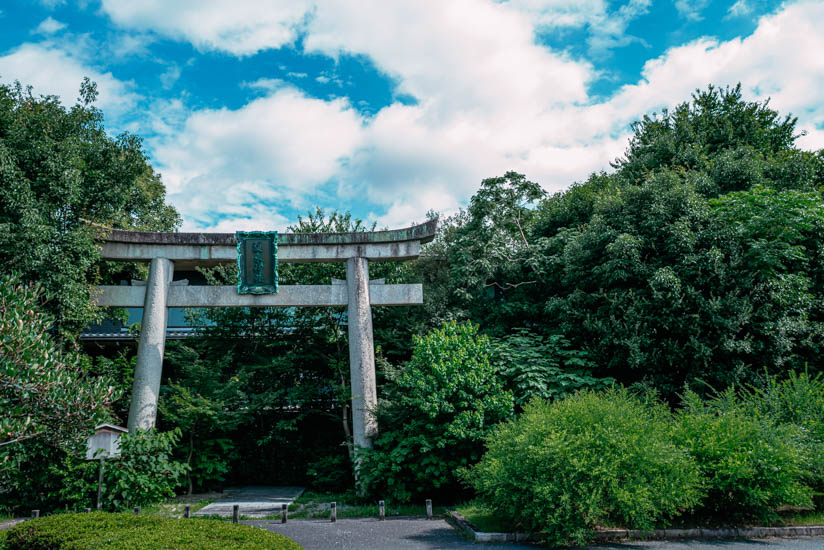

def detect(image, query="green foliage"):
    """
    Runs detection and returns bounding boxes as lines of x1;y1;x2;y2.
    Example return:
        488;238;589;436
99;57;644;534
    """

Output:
160;344;249;493
159;209;409;490
4;512;302;550
0;439;95;513
0;79;179;340
0;430;186;513
360;321;513;502
419;83;824;398
743;370;824;490
305;454;354;494
0;273;116;451
614;84;798;184
467;389;701;546
492;329;613;406
673;389;812;521
101;430;187;511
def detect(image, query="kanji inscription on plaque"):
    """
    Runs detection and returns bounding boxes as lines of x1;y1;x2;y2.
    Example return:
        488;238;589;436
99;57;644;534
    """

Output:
236;231;278;294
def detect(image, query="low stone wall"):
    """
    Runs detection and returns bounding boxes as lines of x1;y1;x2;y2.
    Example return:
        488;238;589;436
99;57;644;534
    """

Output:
445;510;824;544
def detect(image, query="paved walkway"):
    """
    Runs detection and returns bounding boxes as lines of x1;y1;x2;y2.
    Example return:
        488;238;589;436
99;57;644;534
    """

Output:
195;486;304;518
249;517;535;549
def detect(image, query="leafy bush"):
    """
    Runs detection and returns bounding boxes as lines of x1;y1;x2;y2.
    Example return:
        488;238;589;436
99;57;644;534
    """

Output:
492;329;613;406
4;512;301;549
305;454;354;494
673;389;813;521
101;429;187;510
0;430;185;513
742;370;824;493
0;273;117;450
466;389;701;547
359;321;513;502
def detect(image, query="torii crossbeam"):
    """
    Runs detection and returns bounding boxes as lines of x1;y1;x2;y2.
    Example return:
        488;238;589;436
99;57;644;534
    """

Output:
94;218;438;451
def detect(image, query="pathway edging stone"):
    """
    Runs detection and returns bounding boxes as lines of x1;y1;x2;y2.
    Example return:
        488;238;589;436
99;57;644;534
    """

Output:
445;510;824;544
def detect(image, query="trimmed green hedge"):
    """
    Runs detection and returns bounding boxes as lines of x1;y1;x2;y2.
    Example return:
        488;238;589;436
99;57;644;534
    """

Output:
3;512;301;550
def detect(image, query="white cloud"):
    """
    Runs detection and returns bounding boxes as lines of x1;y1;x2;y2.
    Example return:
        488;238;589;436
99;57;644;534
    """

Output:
152;87;364;231
726;0;753;18
100;0;312;56
159;64;181;89
107;32;154;59
120;0;824;231
507;0;651;57
674;0;711;21
33;17;67;35
601;2;824;150
0;42;140;118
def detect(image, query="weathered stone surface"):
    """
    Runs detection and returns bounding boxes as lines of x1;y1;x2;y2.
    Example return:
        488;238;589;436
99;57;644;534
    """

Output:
127;257;173;432
99;218;437;246
347;257;378;450
95;283;422;307
99;241;423;268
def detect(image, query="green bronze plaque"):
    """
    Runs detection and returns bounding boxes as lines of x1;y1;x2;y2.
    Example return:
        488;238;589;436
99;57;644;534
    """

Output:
236;231;278;294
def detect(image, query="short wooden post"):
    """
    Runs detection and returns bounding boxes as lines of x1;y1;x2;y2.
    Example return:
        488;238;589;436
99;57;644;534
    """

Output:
134;507;140;515
32;510;40;518
379;500;385;521
281;503;287;524
96;458;105;510
425;499;433;519
232;504;239;524
184;505;190;519
330;502;336;523
84;508;91;513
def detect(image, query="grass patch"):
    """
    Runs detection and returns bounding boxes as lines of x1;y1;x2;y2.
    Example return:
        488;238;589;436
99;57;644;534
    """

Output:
142;497;215;519
454;503;517;533
287;492;445;520
3;512;301;550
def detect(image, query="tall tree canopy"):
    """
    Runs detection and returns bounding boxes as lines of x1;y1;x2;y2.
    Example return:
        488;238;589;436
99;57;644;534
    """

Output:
426;85;824;397
0;78;180;340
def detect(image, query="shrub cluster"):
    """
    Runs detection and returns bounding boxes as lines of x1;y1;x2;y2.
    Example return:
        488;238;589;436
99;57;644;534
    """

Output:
0;429;186;514
467;389;701;546
3;512;301;550
673;389;812;521
467;383;819;546
359;321;513;502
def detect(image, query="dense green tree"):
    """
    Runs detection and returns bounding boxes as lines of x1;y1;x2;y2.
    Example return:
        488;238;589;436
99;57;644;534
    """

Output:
423;84;824;397
360;321;513;502
613;83;799;185
0;274;119;512
159;346;249;494
0;78;180;340
0;274;116;451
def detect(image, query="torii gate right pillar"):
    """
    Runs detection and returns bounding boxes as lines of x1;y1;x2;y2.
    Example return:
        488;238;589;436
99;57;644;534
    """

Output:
346;256;378;449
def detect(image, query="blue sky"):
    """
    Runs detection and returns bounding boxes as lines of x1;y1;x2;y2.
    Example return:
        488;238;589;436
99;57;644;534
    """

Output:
0;0;822;231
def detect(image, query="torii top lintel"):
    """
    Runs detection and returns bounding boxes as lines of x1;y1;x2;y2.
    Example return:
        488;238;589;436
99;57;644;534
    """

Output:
97;218;438;268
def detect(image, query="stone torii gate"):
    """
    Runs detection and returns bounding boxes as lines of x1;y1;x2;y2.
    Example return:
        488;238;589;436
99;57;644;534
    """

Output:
94;219;437;451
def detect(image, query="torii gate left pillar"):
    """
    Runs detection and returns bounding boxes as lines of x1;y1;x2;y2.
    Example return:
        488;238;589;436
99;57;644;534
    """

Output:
127;257;173;431
94;219;438;451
